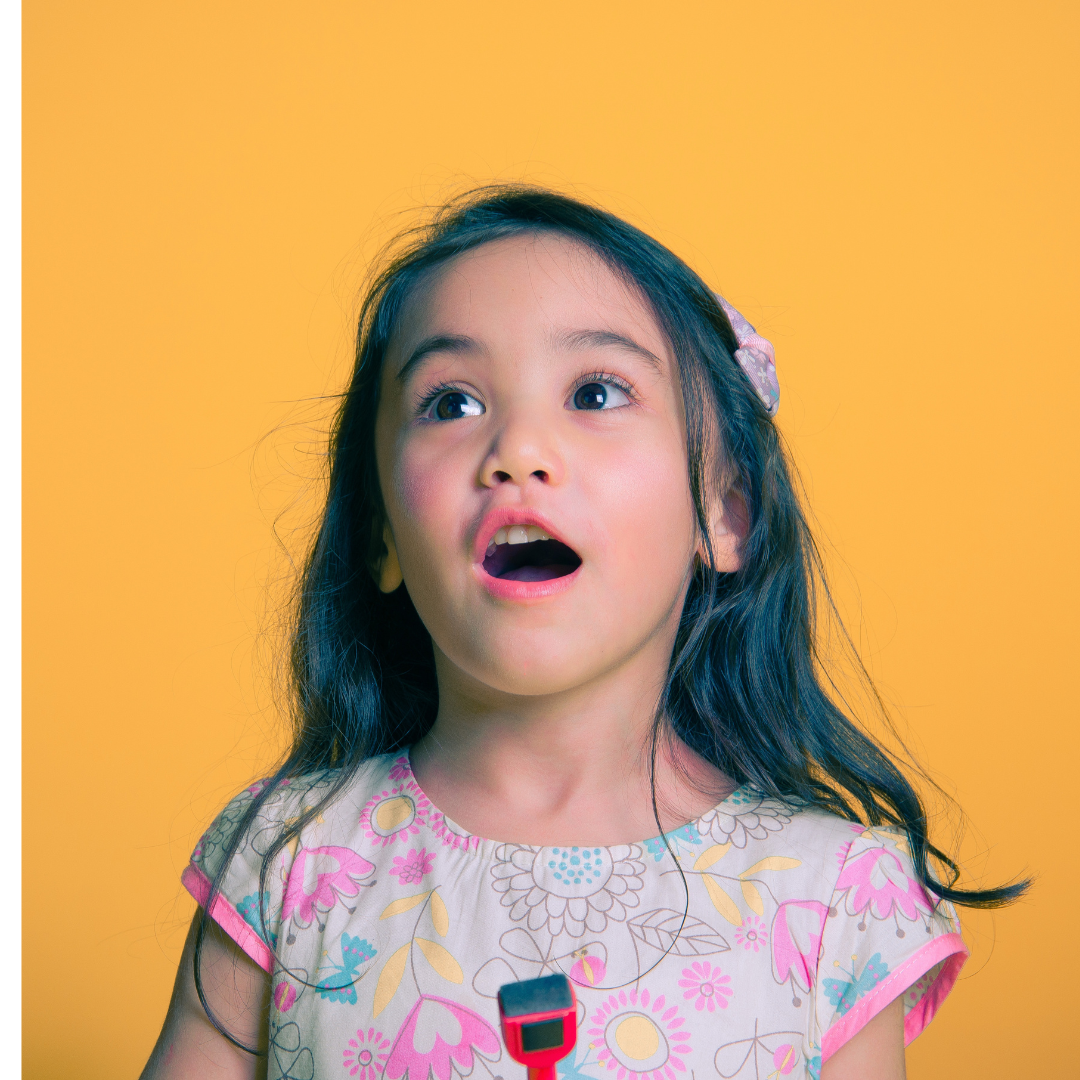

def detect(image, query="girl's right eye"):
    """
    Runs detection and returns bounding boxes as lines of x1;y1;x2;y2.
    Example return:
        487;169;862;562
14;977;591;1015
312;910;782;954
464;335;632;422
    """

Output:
423;390;485;421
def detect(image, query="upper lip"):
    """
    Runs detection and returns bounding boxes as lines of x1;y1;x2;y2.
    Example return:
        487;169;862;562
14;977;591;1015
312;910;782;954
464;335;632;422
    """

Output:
471;506;575;565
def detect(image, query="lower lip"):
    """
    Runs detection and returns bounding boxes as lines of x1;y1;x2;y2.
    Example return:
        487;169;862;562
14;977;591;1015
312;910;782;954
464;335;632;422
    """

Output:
475;563;582;601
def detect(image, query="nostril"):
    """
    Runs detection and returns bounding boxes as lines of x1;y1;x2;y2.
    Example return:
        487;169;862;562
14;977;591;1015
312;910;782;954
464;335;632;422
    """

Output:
493;470;512;483
531;470;549;482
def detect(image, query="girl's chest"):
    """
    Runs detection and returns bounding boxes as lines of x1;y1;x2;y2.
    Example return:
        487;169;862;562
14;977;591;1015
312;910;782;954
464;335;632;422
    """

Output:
266;838;826;1080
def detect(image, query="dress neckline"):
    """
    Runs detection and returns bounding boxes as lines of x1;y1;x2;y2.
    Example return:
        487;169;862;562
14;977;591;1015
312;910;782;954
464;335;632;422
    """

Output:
398;746;756;854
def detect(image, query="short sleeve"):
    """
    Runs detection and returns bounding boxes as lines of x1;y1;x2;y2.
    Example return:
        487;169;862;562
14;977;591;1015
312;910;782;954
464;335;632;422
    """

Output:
815;828;967;1063
181;778;301;974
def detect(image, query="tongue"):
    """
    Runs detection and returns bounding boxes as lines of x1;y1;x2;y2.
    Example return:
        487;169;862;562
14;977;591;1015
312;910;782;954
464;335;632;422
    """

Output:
501;563;577;582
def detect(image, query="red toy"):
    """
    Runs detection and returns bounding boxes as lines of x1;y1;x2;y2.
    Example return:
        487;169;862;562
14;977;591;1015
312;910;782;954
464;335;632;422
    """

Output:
497;974;578;1080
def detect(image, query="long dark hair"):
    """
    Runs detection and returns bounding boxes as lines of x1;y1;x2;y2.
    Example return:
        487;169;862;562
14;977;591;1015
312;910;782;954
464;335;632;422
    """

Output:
193;184;1028;1049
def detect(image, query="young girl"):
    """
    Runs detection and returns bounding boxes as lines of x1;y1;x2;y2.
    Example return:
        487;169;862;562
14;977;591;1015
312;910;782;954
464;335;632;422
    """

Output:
141;187;1024;1080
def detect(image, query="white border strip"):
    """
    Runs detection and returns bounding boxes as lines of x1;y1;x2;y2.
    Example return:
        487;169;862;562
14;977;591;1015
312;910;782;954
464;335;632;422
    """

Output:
2;0;21;1063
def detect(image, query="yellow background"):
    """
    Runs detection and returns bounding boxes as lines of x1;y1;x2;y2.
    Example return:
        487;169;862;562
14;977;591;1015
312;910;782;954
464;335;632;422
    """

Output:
24;3;1078;1077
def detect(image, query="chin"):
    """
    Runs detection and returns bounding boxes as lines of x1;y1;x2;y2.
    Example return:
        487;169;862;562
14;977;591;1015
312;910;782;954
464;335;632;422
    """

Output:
427;600;684;701
489;666;598;697
458;629;641;698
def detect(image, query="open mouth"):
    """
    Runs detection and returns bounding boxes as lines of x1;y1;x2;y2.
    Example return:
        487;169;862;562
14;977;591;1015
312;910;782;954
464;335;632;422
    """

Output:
482;524;582;582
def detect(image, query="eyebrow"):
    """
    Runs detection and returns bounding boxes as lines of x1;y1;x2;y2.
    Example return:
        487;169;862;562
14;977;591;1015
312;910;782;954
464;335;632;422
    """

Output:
551;328;664;371
395;327;664;384
396;334;485;383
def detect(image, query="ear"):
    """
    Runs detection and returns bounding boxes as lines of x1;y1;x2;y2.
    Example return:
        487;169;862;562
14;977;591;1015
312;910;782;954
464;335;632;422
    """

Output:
373;522;404;593
697;488;748;573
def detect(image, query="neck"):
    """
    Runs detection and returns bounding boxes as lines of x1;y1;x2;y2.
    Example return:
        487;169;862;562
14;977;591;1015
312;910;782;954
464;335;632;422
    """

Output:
409;640;734;846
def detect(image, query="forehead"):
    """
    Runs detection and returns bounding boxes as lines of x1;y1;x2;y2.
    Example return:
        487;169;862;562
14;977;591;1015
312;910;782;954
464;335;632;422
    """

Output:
388;232;671;368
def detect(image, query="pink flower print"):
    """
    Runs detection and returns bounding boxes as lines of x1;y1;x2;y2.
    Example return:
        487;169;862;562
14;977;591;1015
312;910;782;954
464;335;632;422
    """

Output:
388;756;412;782
734;914;768;953
770;900;829;1001
678;961;733;1012
835;846;933;924
343;1027;391;1079
570;948;607;987
273;981;297;1013
588;986;691;1080
835;838;856;869
391;847;436;885
771;1044;798;1076
282;846;375;935
360;783;430;847
429;809;481;853
384;995;500;1080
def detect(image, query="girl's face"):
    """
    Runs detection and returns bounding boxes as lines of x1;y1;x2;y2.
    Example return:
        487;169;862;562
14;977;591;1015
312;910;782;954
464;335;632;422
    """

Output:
375;233;719;699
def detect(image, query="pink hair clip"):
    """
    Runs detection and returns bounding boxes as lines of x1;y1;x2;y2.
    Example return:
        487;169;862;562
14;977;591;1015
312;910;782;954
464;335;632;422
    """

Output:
716;296;779;417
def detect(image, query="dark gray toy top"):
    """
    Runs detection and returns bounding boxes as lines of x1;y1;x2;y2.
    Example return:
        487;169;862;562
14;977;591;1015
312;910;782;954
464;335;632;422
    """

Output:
497;974;574;1018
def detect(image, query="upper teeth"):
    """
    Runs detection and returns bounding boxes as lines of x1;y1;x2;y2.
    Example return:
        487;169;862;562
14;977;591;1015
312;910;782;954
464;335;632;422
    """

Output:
488;524;550;553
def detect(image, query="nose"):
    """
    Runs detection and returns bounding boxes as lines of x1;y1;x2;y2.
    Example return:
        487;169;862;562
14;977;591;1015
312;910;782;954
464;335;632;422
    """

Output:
478;411;565;489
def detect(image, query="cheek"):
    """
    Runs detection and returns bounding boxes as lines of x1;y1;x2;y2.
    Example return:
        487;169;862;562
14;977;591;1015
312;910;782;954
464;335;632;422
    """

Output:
387;437;467;555
584;437;697;580
395;449;441;521
375;386;464;544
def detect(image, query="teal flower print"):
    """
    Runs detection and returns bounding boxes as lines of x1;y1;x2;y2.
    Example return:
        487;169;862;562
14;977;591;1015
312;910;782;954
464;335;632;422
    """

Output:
237;891;278;949
644;825;701;862
491;843;645;937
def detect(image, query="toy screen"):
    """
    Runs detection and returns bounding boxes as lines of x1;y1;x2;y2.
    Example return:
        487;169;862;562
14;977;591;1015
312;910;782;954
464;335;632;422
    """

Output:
521;1019;565;1052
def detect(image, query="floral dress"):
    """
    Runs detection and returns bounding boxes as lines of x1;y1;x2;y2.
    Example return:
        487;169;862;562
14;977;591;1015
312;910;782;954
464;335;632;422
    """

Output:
183;752;966;1080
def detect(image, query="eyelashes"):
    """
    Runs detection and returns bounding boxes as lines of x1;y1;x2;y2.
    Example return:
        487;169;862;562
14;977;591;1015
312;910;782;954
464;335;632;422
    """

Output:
570;370;638;402
415;381;471;414
413;370;640;419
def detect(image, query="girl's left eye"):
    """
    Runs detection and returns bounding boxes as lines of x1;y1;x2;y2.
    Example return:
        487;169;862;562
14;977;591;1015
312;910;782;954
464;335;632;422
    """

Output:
571;381;632;411
424;390;485;421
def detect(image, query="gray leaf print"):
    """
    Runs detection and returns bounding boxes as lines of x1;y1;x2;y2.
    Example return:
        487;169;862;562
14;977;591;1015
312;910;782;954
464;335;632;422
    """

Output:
628;908;730;956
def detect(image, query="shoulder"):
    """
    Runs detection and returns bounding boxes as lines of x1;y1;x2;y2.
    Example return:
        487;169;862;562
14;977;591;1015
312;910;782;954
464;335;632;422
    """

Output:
713;795;962;922
189;752;406;878
700;792;964;937
180;753;408;966
829;824;961;934
688;789;966;921
693;787;866;889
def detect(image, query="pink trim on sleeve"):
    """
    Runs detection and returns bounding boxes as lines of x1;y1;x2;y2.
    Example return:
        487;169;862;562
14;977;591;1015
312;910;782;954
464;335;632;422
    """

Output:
821;931;967;1063
181;862;276;974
